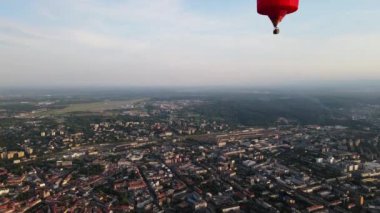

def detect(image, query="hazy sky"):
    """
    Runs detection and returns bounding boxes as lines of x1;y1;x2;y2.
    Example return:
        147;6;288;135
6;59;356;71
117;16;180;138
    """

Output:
0;0;379;87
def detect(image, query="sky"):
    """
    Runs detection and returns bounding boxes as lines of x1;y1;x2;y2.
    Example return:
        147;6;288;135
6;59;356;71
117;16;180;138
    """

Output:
0;0;379;88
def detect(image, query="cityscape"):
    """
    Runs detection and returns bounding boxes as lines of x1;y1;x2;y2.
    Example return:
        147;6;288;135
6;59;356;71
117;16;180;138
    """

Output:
0;90;379;212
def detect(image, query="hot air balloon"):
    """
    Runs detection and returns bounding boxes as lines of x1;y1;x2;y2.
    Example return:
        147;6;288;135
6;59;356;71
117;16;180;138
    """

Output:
257;0;299;34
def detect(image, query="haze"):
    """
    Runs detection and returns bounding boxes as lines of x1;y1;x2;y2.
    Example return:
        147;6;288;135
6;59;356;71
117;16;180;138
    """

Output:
0;0;379;87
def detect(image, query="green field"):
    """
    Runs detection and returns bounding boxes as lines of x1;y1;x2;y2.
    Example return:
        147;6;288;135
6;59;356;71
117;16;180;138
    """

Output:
37;99;146;116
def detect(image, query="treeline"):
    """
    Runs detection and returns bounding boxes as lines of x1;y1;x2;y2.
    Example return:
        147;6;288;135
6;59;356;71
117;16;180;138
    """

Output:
183;93;378;127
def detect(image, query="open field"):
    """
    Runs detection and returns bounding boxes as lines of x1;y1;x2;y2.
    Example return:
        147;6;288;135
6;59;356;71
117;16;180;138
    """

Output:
36;99;147;116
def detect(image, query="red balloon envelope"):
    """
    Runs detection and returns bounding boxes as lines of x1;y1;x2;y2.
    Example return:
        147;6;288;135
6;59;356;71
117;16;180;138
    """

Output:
257;0;299;34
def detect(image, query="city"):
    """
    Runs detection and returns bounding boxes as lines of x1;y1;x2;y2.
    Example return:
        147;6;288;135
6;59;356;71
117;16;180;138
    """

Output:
0;91;379;212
